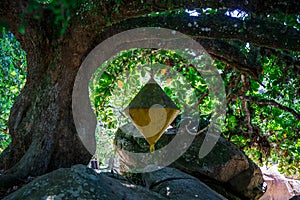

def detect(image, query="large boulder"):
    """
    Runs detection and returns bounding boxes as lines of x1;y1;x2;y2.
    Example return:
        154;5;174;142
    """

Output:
4;164;231;200
114;123;265;199
228;158;265;200
169;132;250;183
142;166;227;200
260;165;300;200
4;164;167;200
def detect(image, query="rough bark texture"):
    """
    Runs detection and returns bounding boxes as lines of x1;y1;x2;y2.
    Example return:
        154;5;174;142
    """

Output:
0;24;94;187
0;1;96;188
0;0;299;191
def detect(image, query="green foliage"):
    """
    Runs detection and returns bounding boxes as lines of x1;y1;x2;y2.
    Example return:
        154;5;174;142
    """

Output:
33;0;72;35
20;0;83;35
89;45;299;177
218;49;300;177
252;54;299;175
201;8;219;15
0;28;27;152
89;48;210;166
265;13;300;30
1;2;299;177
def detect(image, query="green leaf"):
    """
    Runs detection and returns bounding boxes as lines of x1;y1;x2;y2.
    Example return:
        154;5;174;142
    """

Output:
18;24;25;34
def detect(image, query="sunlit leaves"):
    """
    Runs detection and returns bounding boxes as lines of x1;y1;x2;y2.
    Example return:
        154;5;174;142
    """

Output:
88;45;300;176
89;48;210;166
219;47;300;177
0;28;27;152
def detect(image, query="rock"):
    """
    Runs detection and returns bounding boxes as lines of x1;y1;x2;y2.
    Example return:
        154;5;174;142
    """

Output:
229;158;265;200
4;164;167;200
170;133;250;183
260;165;300;200
173;133;265;200
290;195;300;200
114;123;249;182
114;123;179;172
142;166;227;200
114;123;265;200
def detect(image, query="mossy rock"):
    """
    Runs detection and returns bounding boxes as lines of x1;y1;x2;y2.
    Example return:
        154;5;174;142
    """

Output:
114;123;264;200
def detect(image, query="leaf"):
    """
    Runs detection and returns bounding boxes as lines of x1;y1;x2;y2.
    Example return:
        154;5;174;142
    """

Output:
117;80;123;88
18;25;25;34
166;78;172;84
0;21;9;30
160;68;167;75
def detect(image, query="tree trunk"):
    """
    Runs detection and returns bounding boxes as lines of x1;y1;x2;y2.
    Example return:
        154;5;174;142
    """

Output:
0;0;299;190
0;27;95;188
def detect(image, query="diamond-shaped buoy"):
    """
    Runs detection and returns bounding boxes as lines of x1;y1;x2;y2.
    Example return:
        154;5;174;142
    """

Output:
124;78;180;152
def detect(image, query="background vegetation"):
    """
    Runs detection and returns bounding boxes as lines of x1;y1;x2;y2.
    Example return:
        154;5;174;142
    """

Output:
0;7;299;178
0;28;27;152
88;45;300;177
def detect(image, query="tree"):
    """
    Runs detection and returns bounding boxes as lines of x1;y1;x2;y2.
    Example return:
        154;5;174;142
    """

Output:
0;0;299;190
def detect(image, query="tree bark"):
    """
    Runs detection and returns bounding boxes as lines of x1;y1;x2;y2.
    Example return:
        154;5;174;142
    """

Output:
0;24;93;188
102;13;300;51
0;1;96;188
0;0;299;190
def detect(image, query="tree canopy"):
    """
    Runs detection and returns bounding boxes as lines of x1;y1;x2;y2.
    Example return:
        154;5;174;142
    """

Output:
0;0;299;192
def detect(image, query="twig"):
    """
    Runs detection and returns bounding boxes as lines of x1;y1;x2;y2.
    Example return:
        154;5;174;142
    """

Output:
246;96;300;121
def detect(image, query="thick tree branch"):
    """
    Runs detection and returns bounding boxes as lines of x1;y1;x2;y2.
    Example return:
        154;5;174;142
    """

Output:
0;0;299;194
197;39;262;79
73;0;300;28
94;13;300;54
263;48;300;70
161;0;300;15
164;38;262;79
156;14;300;51
101;0;300;21
2;1;300;53
245;96;300;121
91;13;297;79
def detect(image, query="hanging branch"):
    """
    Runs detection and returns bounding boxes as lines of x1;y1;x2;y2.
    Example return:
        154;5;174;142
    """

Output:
262;48;300;70
245;96;300;121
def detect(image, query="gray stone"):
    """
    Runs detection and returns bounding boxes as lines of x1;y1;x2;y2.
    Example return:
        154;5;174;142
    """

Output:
229;158;265;200
114;123;265;200
142;166;227;200
4;164;167;200
170;133;250;183
115;123;250;182
290;195;300;200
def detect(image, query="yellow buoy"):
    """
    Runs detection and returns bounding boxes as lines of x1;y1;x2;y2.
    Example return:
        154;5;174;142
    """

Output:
124;78;180;152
